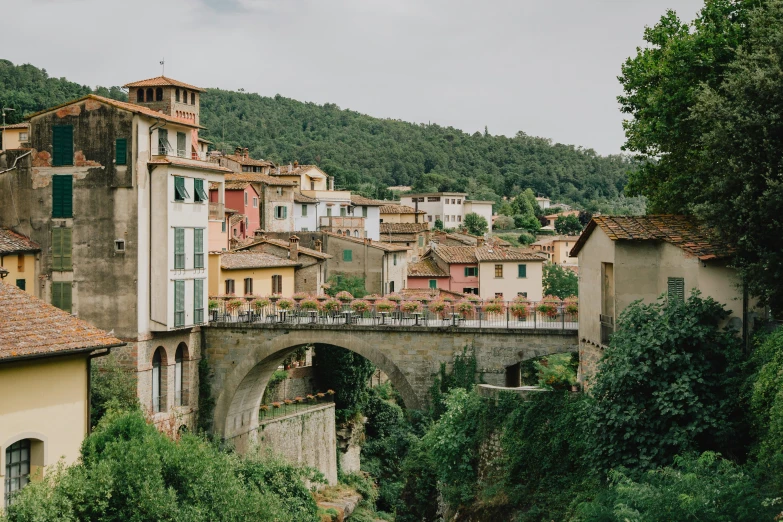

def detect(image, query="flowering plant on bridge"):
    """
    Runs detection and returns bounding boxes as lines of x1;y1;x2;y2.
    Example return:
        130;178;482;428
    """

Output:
269;293;282;302
364;294;381;301
401;300;422;313
465;294;481;303
350;299;372;314
483;300;505;315
537;295;562;318
442;295;456;302
226;299;244;313
307;394;316;402
284;399;293;405
336;291;354;302
510;296;530;319
322;298;342;313
292;292;308;301
564;296;578;317
299;298;320;311
457;300;476;315
376;299;395;312
277;298;295;310
272;402;282;409
252;297;271;311
208;299;219;310
429;300;447;313
260;405;269;412
386;293;403;303
295;396;304;403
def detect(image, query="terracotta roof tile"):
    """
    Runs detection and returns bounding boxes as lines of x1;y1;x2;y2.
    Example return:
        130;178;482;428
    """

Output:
273;164;325;177
225;172;296;187
432;245;478;264
380;222;429;234
570;215;730;259
379;204;426;214
350;195;386;206
0;282;124;361
237;238;332;260
323;232;410;252
474;246;546;262
123;75;205;92
220;251;300;270
407;259;449;277
294;192;318;203
222;154;275;167
224;180;255;191
0;227;40;254
148;156;231;173
0;123;29;130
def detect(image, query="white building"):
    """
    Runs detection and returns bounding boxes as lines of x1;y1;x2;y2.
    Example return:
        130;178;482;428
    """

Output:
294;192;318;232
400;192;494;231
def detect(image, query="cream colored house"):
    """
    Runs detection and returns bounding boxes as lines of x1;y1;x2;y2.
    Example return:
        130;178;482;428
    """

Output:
0;228;40;296
209;251;298;297
379;203;427;225
0;282;123;508
474;246;546;301
532;235;580;267
571;215;765;388
0;123;29;151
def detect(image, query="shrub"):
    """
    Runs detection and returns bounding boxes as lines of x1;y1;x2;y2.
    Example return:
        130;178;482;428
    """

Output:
429;300;447;313
375;299;395;312
385;293;403;303
276;298;295;310
483;300;504;314
351;299;372;314
510;297;529;319
226;299;244;313
401;300;421;313
536;295;560;317
322;299;342;313
251;297;271;310
456;300;475;315
90;353;139;428
564;295;578;316
208;299;219;310
336;290;354;302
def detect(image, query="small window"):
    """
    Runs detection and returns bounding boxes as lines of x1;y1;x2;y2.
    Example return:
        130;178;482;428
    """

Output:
327;207;332;217
194;280;204;325
495;292;503;299
183;90;188;103
275;206;287;219
115;138;127;165
429;279;437;289
393;253;397;266
518;292;528;298
174;280;185;326
343;249;353;262
253;197;258;208
51;227;73;271
15;279;25;291
244;277;253;295
418;235;424;247
5;439;31;507
362;206;368;218
340;207;346;217
191;92;195;105
464;266;477;277
19;132;28;142
115;239;126;253
302;227;309;232
177;132;186;158
174;176;190;201
495;264;503;278
51;281;72;313
458;215;462;222
222;220;226;232
518;264;527;278
668;277;685;303
174;228;185;269
244;192;248;206
301;204;308;216
276;187;283;196
272;274;283;294
193;179;208;202
146;88;153;102
52;174;73;218
225;279;235;295
175;88;180;102
156;87;163;101
428;215;432;222
17;254;24;272
354;230;359;237
137;88;145;102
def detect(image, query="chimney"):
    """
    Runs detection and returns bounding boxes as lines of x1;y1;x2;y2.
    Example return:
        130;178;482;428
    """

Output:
277;166;281;175
235;146;242;156
477;237;485;247
289;162;293;172
328;176;335;191
314;239;323;252
243;147;249;160
289;235;299;262
293;160;299;168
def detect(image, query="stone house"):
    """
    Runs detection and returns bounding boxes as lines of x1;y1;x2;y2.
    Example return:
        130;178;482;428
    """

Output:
322;232;409;295
0;282;123;508
379;222;430;261
0;76;229;430
0;228;40;296
213;172;298;234
571;215;766;388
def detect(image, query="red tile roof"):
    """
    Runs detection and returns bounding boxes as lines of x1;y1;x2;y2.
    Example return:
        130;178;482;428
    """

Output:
237;238;332;260
380;222;429;234
0;123;29;130
294;192;318;203
0;227;40;255
474;246;546;262
222;154;275;167
220;251;300;270
570;215;729;260
379;204;426;214
407;259;449;277
0;282;124;361
224;180;256;191
225;172;296;187
431;244;478;264
323;232;410;252
350;195;386;206
122;75;205;92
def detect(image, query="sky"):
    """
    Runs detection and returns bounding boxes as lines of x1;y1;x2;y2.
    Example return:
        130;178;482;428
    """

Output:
1;0;705;155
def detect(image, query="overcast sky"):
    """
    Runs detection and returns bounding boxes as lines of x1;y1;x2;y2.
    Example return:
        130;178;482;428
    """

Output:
1;0;704;155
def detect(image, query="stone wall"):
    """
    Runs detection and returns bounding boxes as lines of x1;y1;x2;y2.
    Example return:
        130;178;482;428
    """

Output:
263;365;317;403
257;403;337;485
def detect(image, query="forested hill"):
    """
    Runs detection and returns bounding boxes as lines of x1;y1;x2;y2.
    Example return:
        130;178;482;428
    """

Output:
0;59;634;207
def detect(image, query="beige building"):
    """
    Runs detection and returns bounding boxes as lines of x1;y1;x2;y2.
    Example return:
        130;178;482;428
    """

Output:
0;282;123;508
571;215;765;388
323;232;409;295
209;250;298;297
379;222;430;261
474;247;546;301
0;123;29;151
532;235;580;267
0;228;40;296
379;203;427;224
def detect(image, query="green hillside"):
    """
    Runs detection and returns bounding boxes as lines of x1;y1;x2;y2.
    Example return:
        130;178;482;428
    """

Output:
0;59;635;207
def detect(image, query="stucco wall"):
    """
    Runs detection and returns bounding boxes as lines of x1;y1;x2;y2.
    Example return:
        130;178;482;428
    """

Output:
448;263;478;294
478;260;543;301
219;266;295;297
407;276;449;290
0;354;89;507
257;403;337;485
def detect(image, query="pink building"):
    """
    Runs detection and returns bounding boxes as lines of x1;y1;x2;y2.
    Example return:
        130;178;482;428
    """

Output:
410;245;480;295
210;181;260;238
407;259;450;290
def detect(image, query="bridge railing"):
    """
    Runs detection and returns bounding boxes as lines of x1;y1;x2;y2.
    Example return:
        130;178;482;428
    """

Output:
207;296;578;330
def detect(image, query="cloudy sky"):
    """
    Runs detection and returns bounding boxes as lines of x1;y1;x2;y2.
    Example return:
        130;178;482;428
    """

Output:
2;0;704;155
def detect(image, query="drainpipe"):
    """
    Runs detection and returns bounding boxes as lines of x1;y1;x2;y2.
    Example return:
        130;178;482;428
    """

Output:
148;118;166;324
87;347;114;434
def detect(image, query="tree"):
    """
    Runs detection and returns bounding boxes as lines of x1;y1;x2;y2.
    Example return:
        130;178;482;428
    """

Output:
588;292;744;473
514;214;540;234
463;213;488;236
554;215;582;235
90;354;139;428
313;345;375;421
493;215;514;230
324;273;367;298
542;263;578;299
434;219;444;231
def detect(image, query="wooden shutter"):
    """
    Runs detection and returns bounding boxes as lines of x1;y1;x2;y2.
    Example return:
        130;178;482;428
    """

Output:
283;206;288;219
362;206;367;217
668;277;685;302
343;249;352;262
52;228;72;271
52;175;73;218
52;125;73;166
429;279;437;289
518;264;527;278
174;280;185;326
116;138;127;165
175;228;185;269
177;132;186;157
52;282;72;313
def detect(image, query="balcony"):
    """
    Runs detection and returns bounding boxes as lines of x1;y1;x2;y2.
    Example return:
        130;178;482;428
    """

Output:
209;202;224;220
320;216;366;235
600;314;614;345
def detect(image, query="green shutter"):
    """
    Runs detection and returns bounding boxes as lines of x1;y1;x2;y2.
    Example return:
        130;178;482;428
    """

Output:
362;206;367;217
194;229;204;268
52;282;72;313
194;179;208;202
429;279;437;289
418;235;424;247
52;125;73;166
283;206;288;219
52;228;72;271
175;228;185;269
518;264;527;278
194;279;204;323
343;249;352;262
52;175;73;218
177;132;186;157
302;204;307;216
174;176;190;201
174;280;185;326
115;138;127;165
668;277;685;302
16;279;26;291
464;267;470;277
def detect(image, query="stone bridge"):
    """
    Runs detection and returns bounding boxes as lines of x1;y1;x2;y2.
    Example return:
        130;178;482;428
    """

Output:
202;323;578;451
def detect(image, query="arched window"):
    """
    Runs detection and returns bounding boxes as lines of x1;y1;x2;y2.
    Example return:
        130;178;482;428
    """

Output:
152;347;167;413
353;230;359;237
5;439;30;507
175;343;189;406
146;88;153;102
156;88;163;101
136;88;144;102
175;88;180;102
336;230;342;235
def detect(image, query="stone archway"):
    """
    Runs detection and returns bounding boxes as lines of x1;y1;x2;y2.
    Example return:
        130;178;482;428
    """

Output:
209;329;420;452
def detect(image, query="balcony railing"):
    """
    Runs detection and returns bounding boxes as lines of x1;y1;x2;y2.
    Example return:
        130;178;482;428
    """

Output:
207;297;578;331
600;314;614;345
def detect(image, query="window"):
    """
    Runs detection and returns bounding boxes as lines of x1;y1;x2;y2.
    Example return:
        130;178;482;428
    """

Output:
225;279;235;295
183;90;188;103
275;206;287;219
52;175;73;217
174;176;189;201
194;228;204;268
362;206;367;218
518;292;528;298
495;293;503;299
193;178;208;202
436;215;441;221
393;253;397;266
463;287;478;295
495;264;503;278
17;254;24;273
427;197;441;202
457;199;461;204
174;280;185;326
244;277;253;295
253;197;258;208
221;220;226;233
191;92;195;105
244;192;248;206
152;347;165;413
302;227;309;232
343;249;353;262
327;207;332;217
517;264;527;278
177;132;186;157
271;274;283;294
353;230;359;237
52;125;73;166
5;439;31;507
175;343;188;406
389;281;395;293
19;132;28;142
429;279;437;289
115;138;127;165
51;281;72;313
146;88;153;102
301;204;307;216
115;239;126;253
668;277;685;303
174;228;185;269
51;227;72;271
158;128;169;155
137;88;144;102
175;88;180;102
194;279;204;325
464;266;477;277
418;235;424;247
155;87;163;101
427;215;432;222
340;207;346;217
15;279;25;291
458;215;462;222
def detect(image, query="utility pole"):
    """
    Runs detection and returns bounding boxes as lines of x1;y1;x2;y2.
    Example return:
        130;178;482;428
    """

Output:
2;107;15;126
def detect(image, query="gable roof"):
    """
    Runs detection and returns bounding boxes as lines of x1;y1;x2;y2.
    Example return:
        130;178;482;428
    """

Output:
431;244;478;264
222;153;275;167
273;164;327;177
0;227;40;255
0;123;29;130
379;204;426;214
294;192;318;203
474;246;546;262
26;94;204;129
407;258;449;278
323;232;410;252
123;76;205;92
236;238;332;260
220;251;300;270
148;156;231;173
0;282;124;361
225;172;296;187
350;195;386;206
570;215;729;260
224;180;258;193
380;222;429;234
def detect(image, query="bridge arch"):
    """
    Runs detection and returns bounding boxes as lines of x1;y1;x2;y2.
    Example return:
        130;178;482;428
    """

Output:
210;329;420;451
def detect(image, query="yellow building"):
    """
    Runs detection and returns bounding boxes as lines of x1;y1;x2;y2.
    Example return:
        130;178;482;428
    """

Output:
531;235;580;268
208;250;298;297
0;123;29;151
0;227;41;296
0;282;123;508
379;203;427;224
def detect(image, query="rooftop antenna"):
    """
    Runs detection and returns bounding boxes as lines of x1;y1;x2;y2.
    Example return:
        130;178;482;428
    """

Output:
160;58;165;76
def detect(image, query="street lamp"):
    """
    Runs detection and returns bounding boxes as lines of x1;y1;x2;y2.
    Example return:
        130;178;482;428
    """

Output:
2;107;15;126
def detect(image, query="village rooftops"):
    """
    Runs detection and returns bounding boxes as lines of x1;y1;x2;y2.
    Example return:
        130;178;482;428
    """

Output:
380;222;429;234
221;153;275;167
123;75;205;92
225;172;297;187
473;246;546;262
0;282;124;361
273;163;327;177
224;180;254;191
322;232;410;252
0;123;29;130
237;237;332;260
219;251;300;270
431;244;478;264
148;156;231;173
407;258;449;278
402;192;468;198
26;94;205;129
379;204;426;214
570;215;731;260
293;192;318;204
532;235;581;245
350;195;386;206
0;227;40;255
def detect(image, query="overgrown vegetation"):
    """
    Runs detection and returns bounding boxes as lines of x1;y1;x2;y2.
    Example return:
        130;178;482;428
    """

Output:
323;273;367;298
89;353;138;428
542;262;578;299
313;344;375;421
